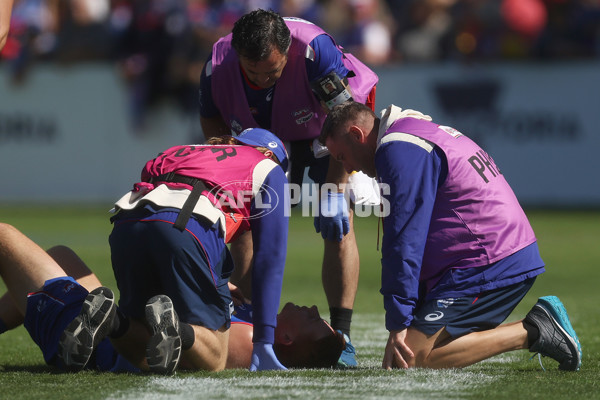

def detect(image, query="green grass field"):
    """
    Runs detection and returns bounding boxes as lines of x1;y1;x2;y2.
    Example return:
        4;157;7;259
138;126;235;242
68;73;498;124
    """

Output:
0;205;598;399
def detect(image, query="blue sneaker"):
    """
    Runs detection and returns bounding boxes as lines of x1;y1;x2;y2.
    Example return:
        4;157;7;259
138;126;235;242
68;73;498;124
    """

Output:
524;296;582;371
336;331;357;369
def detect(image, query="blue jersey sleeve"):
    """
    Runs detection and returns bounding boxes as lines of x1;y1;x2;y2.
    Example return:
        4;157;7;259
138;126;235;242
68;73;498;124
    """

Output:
377;140;444;332
249;166;289;344
305;34;349;82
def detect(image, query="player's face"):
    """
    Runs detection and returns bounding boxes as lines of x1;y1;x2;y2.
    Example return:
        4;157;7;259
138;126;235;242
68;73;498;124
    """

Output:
276;302;336;344
239;49;288;89
326;132;376;178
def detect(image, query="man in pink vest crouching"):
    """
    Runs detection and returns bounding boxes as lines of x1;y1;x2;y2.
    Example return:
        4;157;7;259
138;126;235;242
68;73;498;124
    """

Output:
58;128;293;374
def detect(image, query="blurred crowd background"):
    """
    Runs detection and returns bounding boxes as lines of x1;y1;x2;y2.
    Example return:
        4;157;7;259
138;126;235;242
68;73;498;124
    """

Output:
2;0;599;129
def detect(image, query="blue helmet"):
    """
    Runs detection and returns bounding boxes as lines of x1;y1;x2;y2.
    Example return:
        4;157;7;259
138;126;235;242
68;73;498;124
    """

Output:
235;128;289;172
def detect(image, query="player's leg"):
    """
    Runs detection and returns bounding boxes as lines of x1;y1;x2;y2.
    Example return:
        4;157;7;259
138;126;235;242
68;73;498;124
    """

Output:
400;278;581;370
405;299;581;371
322;208;359;368
182;323;230;371
46;245;101;291
322;208;359;311
403;280;533;369
404;320;529;368
309;151;360;367
0;242;102;333
0;223;66;315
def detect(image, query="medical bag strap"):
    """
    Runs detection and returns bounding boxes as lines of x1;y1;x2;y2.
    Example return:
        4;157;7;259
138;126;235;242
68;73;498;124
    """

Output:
149;172;210;231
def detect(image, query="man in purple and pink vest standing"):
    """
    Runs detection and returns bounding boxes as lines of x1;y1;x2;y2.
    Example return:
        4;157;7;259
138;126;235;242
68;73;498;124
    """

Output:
199;9;379;368
319;102;582;372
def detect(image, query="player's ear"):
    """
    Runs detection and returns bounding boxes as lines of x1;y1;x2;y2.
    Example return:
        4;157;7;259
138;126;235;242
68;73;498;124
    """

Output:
281;332;293;346
275;329;293;346
348;125;365;143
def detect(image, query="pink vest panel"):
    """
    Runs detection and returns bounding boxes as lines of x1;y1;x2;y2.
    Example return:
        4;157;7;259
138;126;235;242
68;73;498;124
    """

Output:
140;145;271;241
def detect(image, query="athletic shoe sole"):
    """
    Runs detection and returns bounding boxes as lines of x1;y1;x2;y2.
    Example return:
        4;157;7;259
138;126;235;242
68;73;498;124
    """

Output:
58;286;116;371
145;295;182;375
535;296;582;371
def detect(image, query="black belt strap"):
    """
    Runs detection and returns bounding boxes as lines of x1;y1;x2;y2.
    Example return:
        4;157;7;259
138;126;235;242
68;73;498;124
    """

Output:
150;172;209;231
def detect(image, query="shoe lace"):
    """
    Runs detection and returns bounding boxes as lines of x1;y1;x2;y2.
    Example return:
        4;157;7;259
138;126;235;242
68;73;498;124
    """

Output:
529;352;547;372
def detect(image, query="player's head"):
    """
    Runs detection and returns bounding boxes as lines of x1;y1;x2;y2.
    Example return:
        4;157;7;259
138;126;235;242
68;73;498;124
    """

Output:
319;102;378;177
232;9;291;61
235;128;289;172
231;9;290;88
274;302;345;368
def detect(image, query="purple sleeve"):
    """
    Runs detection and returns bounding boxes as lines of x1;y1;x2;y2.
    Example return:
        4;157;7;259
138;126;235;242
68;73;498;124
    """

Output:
376;141;443;332
305;34;349;82
249;166;289;344
198;54;220;118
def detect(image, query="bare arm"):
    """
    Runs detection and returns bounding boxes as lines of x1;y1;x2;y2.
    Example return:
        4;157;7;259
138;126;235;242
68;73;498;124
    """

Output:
0;0;14;51
326;154;351;188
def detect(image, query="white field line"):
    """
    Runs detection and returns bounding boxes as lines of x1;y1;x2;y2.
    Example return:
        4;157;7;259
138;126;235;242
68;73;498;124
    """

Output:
108;313;503;400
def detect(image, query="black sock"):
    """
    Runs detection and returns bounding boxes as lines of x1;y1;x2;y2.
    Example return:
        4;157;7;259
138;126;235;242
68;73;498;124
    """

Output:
179;322;195;350
330;307;353;338
523;320;539;348
108;309;130;339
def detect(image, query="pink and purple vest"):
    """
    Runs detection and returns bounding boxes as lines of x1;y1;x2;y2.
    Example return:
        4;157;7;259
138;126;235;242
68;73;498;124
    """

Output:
210;17;379;141
138;145;273;242
380;118;537;290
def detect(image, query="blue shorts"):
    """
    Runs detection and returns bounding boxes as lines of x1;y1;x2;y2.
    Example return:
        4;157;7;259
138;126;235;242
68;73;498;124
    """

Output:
110;206;234;331
411;277;536;338
24;277;138;372
25;277;89;366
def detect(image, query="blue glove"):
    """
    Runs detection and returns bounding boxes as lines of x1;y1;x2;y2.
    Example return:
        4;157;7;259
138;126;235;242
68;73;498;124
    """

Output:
314;192;350;242
249;343;287;371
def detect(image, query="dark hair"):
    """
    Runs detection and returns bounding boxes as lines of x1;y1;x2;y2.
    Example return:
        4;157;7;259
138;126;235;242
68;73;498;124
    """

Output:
231;9;291;61
273;330;345;369
319;101;376;145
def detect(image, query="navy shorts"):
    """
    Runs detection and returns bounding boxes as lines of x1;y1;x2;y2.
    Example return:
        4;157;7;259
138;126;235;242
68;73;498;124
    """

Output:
25;277;89;366
411;277;536;338
110;206;234;331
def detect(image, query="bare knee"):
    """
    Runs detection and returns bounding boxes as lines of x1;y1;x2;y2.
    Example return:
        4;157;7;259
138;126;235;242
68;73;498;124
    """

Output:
0;222;19;240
